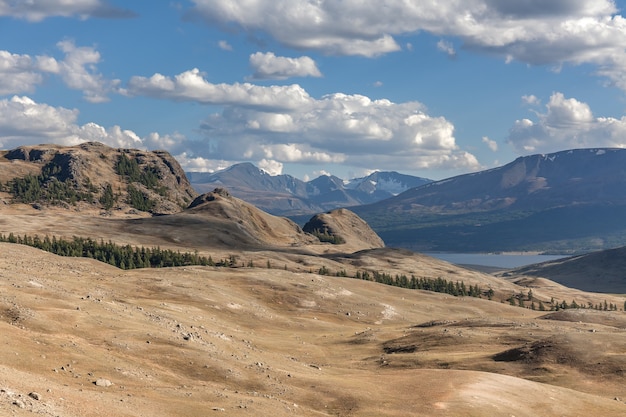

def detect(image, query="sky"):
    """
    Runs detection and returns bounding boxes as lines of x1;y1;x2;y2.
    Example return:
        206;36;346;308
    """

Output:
3;1;626;181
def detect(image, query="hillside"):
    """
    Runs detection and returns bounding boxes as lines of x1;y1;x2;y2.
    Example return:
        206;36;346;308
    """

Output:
353;148;626;252
188;163;431;216
502;246;626;293
1;144;626;416
303;208;385;251
0;142;197;215
2;243;626;416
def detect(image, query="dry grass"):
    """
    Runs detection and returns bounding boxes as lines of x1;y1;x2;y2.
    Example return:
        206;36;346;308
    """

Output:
0;206;626;416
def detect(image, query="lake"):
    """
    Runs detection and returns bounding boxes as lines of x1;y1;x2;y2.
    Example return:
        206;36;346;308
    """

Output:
423;252;567;269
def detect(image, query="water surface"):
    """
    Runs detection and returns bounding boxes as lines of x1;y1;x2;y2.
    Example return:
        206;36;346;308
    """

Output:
423;252;567;269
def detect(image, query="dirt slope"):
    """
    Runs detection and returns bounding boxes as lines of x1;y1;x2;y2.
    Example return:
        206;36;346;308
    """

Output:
1;243;626;416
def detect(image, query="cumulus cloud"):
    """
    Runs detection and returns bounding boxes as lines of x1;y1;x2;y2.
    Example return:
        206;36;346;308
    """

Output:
127;68;313;111
0;42;117;102
0;95;142;149
129;69;479;172
507;92;626;154
174;152;232;173
522;94;541;106
0;51;45;94
55;40;119;103
188;0;626;90
482;136;498;152
0;0;136;21
248;52;322;80
258;159;283;175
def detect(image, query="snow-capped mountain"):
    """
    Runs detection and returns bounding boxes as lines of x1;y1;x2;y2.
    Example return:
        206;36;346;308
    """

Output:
187;163;431;215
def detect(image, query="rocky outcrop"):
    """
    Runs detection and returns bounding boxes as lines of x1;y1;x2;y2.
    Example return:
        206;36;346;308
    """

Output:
0;142;197;214
303;208;385;250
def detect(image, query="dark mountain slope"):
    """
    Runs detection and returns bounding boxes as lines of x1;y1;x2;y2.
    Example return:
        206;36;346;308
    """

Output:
502;246;626;293
353;148;626;252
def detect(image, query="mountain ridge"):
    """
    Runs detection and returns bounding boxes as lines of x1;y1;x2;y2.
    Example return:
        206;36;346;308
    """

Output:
352;148;626;253
188;163;431;215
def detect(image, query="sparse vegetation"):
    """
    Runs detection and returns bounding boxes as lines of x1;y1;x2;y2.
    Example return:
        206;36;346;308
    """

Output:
5;160;96;205
115;153;170;211
127;184;156;212
310;228;345;244
99;183;117;210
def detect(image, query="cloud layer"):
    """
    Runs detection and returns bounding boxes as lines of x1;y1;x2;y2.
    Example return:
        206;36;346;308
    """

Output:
0;96;141;149
189;0;626;89
127;68;479;172
0;0;136;21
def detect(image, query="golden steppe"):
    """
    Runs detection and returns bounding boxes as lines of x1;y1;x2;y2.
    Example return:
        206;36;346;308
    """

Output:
1;202;626;416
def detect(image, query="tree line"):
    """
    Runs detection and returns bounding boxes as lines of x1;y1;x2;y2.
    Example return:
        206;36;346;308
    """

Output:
0;233;220;269
1;232;622;310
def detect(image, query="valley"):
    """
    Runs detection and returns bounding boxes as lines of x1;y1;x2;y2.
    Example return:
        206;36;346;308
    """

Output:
0;143;626;416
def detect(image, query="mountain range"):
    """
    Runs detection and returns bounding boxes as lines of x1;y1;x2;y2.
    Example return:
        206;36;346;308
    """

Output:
187;163;431;216
189;148;626;254
353;148;626;253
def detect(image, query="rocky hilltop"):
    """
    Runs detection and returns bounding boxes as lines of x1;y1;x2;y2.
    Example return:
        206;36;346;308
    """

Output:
0;142;197;214
303;208;385;251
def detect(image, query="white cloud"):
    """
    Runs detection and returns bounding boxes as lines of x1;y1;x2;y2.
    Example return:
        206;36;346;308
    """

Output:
521;94;541;106
258;159;283;175
218;40;233;51
437;39;456;57
127;68;313;111
0;0;136;21
0;42;116;102
507;92;626;154
174;152;232;173
188;0;626;90
55;40;119;103
248;52;322;80
373;81;383;87
482;136;498;152
0;95;142;149
0;51;44;94
127;69;478;172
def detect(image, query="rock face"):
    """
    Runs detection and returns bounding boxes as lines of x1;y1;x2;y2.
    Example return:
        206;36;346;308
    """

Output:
303;208;385;251
0;142;197;214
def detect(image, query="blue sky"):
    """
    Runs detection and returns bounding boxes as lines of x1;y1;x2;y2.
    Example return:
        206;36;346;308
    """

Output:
2;1;626;181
